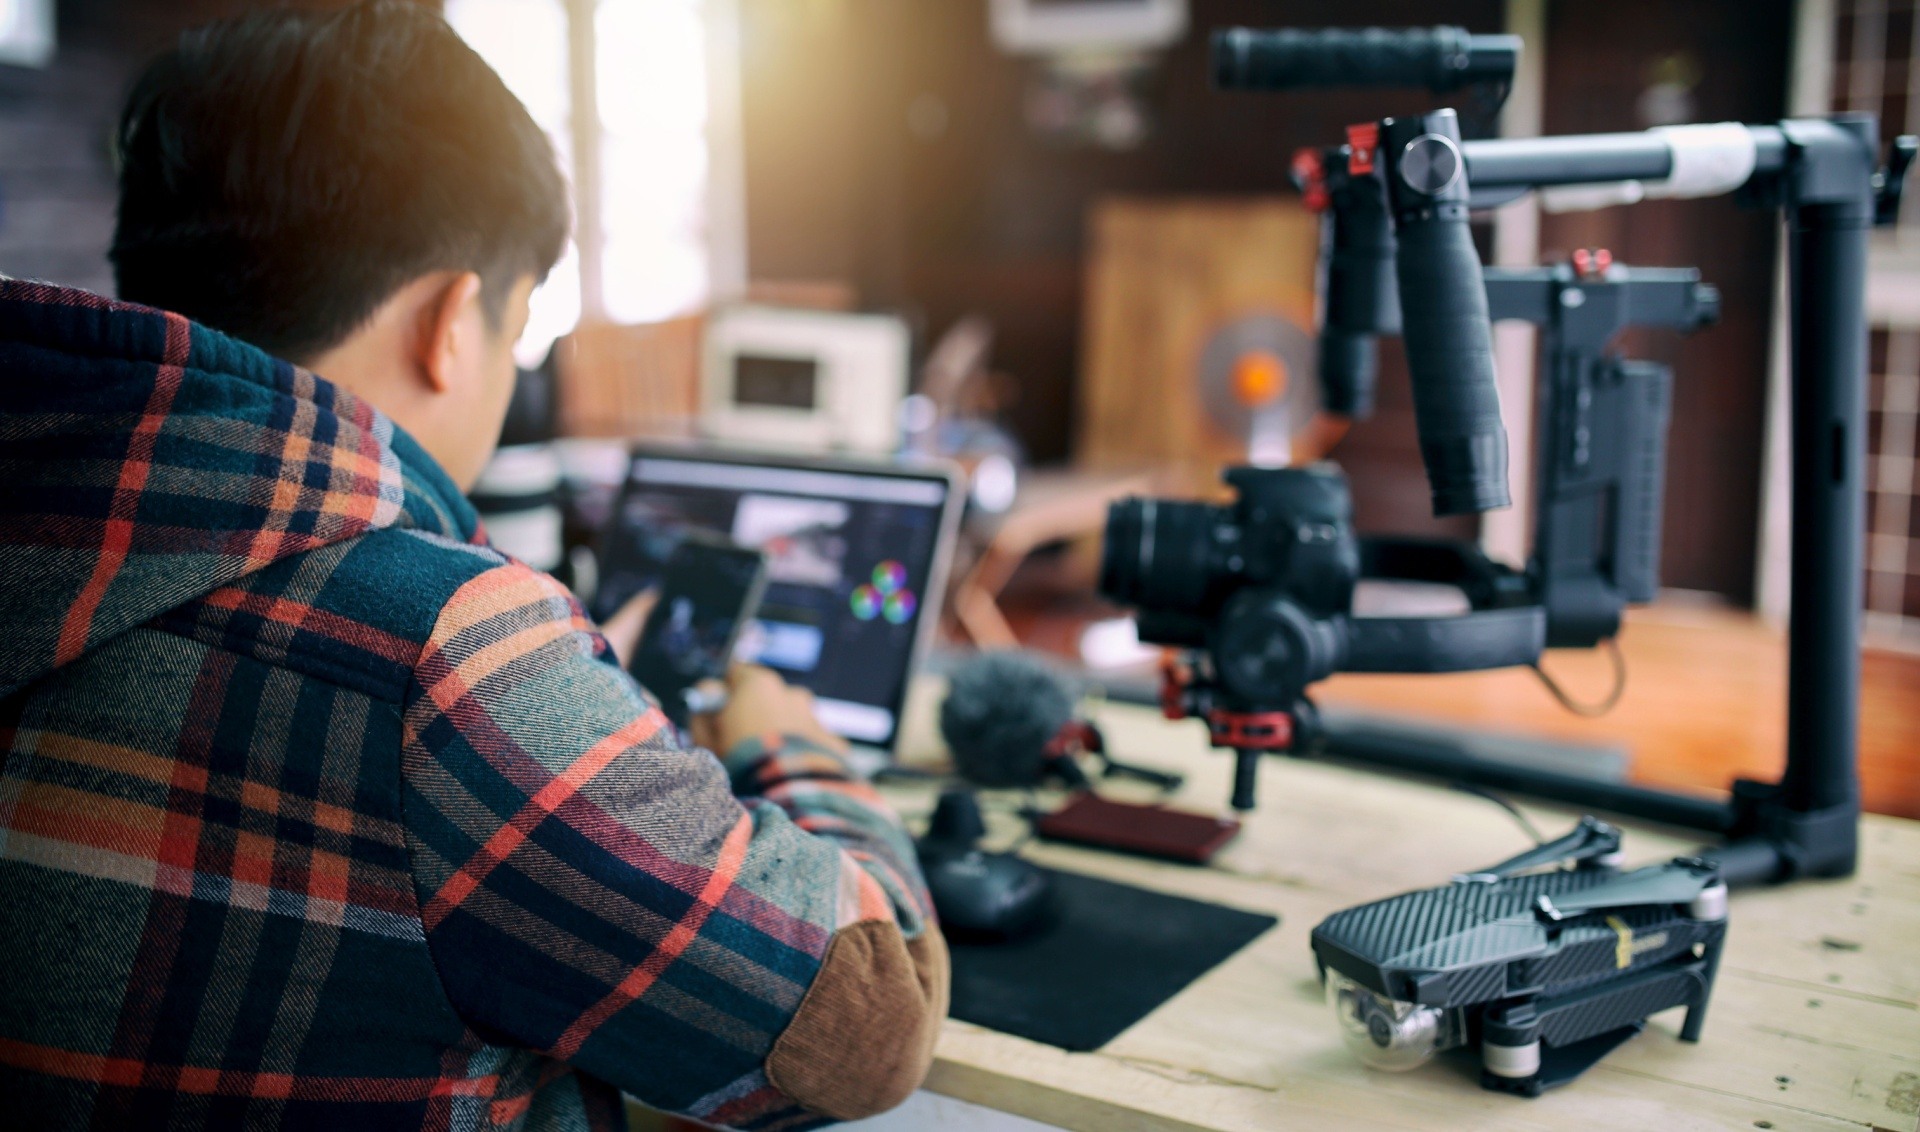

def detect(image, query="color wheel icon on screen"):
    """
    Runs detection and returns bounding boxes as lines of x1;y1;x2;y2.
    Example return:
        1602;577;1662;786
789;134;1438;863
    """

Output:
851;560;917;625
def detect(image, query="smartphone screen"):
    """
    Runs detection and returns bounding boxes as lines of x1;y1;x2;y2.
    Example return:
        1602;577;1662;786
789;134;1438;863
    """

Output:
628;535;769;727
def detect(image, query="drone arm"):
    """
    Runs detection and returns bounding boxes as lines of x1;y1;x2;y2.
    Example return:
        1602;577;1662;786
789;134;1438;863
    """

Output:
1479;936;1724;1094
1534;859;1723;920
1462;815;1621;880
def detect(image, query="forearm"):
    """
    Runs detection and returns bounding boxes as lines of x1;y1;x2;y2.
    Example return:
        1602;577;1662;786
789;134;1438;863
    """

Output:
404;561;946;1128
724;733;932;934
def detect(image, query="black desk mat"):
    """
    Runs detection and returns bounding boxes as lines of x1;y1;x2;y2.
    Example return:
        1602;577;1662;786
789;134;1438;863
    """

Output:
945;867;1278;1052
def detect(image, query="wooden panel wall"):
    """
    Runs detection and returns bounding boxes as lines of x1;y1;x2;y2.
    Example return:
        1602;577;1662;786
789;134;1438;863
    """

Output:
1077;196;1320;484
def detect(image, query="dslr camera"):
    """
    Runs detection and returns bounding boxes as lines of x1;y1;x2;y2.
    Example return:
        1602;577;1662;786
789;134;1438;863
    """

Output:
1100;462;1542;811
1101;464;1357;713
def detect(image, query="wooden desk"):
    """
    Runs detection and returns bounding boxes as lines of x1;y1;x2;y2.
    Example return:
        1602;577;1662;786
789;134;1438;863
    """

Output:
887;681;1920;1132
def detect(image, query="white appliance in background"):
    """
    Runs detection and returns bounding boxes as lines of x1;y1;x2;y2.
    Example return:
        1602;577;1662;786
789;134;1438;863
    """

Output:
988;0;1187;55
0;0;55;67
469;445;565;573
700;305;910;455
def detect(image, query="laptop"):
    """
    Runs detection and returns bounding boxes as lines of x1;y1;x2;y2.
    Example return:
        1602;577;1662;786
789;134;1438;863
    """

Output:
593;442;964;771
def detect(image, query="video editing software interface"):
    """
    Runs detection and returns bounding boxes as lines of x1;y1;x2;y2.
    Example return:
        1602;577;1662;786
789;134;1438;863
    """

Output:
596;453;948;748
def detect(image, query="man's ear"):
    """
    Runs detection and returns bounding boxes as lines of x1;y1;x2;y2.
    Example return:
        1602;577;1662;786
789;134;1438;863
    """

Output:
414;271;486;395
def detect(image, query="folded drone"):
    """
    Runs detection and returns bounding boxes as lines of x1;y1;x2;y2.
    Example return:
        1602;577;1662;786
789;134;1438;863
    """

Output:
1311;817;1729;1095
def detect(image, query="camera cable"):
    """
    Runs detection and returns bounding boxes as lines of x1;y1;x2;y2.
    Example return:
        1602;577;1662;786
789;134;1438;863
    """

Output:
1529;636;1628;718
1448;781;1547;846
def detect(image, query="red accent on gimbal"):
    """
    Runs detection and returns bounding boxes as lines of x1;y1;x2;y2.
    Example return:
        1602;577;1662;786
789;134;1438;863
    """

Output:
1205;710;1295;751
1160;658;1295;751
1346;122;1380;175
1292;147;1330;213
1573;247;1614;279
1159;657;1191;721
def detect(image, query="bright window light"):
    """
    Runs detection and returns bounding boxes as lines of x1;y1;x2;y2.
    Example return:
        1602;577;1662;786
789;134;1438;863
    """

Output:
448;0;716;343
445;0;582;366
597;0;711;324
0;0;55;68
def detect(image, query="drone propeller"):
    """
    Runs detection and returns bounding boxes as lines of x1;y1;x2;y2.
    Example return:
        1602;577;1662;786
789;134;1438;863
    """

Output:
1534;858;1723;921
1458;815;1622;882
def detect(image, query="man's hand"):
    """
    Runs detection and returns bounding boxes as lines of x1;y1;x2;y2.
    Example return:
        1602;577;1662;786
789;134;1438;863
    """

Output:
599;588;657;670
691;665;848;756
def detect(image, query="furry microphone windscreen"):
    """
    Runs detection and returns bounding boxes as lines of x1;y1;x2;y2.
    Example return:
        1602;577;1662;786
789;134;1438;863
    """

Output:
939;650;1077;787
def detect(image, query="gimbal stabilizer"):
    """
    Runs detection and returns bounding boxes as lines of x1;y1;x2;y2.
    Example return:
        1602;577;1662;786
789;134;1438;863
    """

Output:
1202;28;1914;886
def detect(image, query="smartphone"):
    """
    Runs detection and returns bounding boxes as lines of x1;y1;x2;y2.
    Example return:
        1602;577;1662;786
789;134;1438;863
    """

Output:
627;533;770;727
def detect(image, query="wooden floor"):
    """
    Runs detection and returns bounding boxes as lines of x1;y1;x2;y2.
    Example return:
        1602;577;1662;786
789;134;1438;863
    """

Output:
1316;603;1920;819
1006;599;1920;820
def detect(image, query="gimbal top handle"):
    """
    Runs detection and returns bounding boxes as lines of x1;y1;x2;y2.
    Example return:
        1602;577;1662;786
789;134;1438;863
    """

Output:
1212;28;1516;518
1212;26;1520;93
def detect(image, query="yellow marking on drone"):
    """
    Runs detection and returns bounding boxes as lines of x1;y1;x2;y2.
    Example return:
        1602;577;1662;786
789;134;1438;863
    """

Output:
1606;915;1633;969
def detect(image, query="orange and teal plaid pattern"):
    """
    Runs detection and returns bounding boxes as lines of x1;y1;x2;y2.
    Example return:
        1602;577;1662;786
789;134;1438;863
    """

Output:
0;280;934;1130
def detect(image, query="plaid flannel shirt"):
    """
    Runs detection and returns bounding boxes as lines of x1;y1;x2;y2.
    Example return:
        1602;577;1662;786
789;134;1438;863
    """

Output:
0;279;947;1131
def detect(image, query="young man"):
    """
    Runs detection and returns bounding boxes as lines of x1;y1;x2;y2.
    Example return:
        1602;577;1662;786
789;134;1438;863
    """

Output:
0;4;945;1129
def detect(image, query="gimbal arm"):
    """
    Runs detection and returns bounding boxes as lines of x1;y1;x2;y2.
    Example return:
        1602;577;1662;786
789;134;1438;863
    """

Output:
1338;113;1908;882
1210;27;1915;881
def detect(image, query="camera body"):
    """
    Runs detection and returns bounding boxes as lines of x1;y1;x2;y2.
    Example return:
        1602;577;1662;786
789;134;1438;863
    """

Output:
1100;460;1545;811
1101;464;1357;708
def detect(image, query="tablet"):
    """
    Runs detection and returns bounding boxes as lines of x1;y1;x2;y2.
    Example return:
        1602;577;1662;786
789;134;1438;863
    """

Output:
596;443;963;758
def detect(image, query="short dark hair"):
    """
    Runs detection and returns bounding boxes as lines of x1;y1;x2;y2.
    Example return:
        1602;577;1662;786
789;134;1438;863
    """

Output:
111;0;568;362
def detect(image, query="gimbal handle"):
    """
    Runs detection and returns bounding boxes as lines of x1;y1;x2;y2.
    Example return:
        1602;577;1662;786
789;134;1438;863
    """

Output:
1380;110;1512;517
1212;26;1519;94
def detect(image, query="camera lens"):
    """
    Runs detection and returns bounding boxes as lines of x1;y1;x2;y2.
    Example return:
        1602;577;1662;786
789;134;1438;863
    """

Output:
1099;497;1219;610
1325;969;1465;1072
1099;498;1146;602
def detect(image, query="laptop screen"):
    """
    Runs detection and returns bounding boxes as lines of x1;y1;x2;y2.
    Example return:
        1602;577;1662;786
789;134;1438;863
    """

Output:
594;446;957;752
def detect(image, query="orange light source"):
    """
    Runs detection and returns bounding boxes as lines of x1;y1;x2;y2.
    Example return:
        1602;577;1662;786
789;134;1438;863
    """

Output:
1231;350;1288;408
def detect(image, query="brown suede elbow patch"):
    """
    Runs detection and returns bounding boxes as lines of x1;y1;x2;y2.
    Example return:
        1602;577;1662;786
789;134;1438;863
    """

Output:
765;922;951;1121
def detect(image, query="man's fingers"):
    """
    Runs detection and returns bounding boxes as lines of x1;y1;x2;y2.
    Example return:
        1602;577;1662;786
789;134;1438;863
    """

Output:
727;663;780;692
709;663;846;755
599;588;658;669
688;713;719;753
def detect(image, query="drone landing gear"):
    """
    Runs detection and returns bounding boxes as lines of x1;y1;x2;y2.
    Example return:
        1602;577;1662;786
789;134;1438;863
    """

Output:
1479;1025;1642;1098
1477;932;1725;1096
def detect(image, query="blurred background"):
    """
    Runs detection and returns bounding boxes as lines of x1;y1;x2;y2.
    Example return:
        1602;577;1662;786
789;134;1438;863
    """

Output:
0;0;1914;815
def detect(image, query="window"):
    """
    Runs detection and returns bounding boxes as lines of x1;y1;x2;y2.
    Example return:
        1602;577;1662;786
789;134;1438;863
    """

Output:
447;0;727;361
445;0;583;366
1836;0;1920;644
597;0;712;324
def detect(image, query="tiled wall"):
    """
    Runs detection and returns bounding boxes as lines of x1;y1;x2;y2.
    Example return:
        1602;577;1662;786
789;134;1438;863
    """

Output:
1836;0;1920;637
